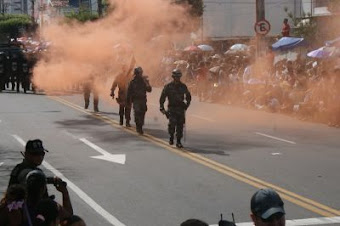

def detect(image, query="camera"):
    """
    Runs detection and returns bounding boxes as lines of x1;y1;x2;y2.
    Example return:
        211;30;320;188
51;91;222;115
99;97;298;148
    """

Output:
219;214;236;226
46;176;67;187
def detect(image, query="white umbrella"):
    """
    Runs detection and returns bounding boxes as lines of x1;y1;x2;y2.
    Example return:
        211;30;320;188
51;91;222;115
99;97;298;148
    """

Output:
198;44;214;51
209;66;220;73
230;44;249;51
307;47;333;58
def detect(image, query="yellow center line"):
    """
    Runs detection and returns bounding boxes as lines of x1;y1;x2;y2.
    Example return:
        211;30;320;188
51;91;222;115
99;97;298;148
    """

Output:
49;96;340;217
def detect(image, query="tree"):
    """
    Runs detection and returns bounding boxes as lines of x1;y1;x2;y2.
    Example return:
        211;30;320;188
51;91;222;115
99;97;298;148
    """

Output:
0;14;33;38
174;0;204;17
64;10;99;23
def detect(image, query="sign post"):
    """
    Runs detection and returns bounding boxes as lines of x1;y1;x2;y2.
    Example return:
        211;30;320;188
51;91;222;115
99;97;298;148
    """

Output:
255;0;268;57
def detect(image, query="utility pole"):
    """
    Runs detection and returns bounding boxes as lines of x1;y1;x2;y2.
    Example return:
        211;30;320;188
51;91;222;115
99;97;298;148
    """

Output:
31;0;35;23
256;0;265;57
39;0;43;28
97;0;102;17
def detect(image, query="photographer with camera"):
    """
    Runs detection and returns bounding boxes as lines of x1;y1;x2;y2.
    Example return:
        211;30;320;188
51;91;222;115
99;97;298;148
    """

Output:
25;170;73;224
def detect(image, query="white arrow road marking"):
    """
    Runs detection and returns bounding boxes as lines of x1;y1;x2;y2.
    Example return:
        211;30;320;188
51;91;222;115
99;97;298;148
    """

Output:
271;152;282;156
210;216;340;226
0;162;4;167
79;138;126;165
255;132;296;144
12;134;126;226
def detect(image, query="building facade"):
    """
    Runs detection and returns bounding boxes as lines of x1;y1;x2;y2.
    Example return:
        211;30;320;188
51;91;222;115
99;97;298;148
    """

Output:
202;0;338;40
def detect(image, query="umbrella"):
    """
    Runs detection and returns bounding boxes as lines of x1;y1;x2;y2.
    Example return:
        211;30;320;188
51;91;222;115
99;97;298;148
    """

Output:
325;36;340;47
209;66;220;73
198;44;214;51
184;45;200;51
212;54;222;59
173;60;188;65
247;78;266;85
307;47;333;58
230;44;249;51
330;48;340;57
272;37;305;51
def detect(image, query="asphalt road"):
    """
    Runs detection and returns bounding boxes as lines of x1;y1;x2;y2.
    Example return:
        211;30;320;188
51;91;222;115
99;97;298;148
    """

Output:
0;88;339;226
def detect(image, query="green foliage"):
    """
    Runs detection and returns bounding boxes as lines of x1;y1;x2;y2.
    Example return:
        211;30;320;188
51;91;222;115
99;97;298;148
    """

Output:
64;10;99;23
0;14;32;37
174;0;204;17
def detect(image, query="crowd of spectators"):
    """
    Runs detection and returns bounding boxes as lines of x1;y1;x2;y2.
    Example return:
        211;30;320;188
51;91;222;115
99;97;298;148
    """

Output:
157;47;340;127
0;139;287;226
0;139;85;226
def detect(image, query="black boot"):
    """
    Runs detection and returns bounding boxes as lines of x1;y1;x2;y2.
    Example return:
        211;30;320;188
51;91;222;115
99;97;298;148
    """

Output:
126;120;131;127
136;126;143;135
94;107;99;112
84;101;89;109
169;135;174;145
119;116;124;125
176;138;183;148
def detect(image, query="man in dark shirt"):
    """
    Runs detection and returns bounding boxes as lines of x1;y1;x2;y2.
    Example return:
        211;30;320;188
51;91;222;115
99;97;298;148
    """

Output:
127;67;152;134
250;188;286;226
160;69;191;148
8;139;48;187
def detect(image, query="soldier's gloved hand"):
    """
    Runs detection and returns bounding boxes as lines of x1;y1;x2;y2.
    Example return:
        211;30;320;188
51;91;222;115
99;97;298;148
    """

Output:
160;107;165;114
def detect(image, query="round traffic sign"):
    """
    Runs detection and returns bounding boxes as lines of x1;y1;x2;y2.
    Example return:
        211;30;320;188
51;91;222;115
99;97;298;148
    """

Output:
254;20;271;35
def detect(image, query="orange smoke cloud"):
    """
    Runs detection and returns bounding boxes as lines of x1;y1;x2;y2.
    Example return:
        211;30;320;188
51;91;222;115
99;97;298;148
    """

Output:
33;0;195;94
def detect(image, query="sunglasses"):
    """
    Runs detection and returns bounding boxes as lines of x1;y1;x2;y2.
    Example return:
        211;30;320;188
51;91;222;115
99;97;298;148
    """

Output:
261;212;285;223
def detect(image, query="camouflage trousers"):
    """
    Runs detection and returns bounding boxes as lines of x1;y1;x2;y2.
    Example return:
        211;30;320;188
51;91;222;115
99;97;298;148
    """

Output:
132;101;147;128
119;103;132;122
83;84;98;111
168;110;185;139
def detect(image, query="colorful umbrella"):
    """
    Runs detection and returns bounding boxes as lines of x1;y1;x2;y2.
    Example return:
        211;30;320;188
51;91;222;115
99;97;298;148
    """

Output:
272;37;305;51
184;45;200;51
307;47;333;58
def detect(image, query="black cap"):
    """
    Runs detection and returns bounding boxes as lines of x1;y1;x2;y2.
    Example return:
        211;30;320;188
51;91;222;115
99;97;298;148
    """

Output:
25;139;48;154
251;188;285;220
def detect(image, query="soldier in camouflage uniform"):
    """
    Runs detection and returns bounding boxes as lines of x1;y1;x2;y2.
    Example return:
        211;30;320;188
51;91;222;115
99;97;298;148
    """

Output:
110;65;133;127
160;69;191;148
83;75;99;112
127;67;152;134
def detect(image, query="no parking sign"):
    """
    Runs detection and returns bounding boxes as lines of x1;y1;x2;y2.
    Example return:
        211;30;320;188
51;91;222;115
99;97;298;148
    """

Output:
254;20;271;35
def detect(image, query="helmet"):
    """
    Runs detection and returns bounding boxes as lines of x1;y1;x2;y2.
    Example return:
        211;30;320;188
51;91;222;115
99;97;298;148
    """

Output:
134;66;143;76
172;69;182;78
